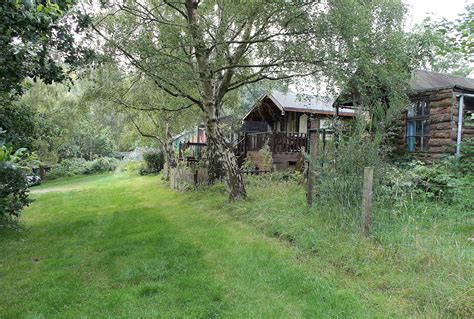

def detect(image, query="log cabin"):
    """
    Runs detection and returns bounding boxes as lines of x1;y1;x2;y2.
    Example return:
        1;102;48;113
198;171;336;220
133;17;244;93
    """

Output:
237;90;354;169
336;70;474;159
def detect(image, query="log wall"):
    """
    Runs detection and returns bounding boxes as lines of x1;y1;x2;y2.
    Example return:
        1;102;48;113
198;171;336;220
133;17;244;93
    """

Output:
396;88;456;159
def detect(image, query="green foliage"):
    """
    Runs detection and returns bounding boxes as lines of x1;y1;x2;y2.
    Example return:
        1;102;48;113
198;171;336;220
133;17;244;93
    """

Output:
116;160;141;173
59;121;114;161
0;164;31;225
258;142;273;171
241;157;256;171
48;158;89;178
459;138;474;173
229;174;472;317
19;80;119;163
418;4;474;76
314;118;473;217
84;157;118;175
245;170;303;184
311;119;386;214
140;150;165;175
48;157;117;179
0;97;37;151
0;133;32;225
0;0;94;93
380;157;473;208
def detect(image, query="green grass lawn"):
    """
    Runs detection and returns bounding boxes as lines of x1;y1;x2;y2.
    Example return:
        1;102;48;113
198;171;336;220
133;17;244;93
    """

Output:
0;172;472;318
1;173;368;318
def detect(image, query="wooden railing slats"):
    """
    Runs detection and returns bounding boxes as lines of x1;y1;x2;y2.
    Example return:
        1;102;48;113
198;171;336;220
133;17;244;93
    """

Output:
242;131;307;154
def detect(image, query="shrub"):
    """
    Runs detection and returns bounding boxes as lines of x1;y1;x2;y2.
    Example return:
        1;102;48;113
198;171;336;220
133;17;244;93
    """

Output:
48;157;117;179
258;142;273;171
378;158;473;212
48;158;88;179
241;156;256;171
0;138;32;226
459;138;474;174
84;157;118;174
0;163;31;226
141;150;165;175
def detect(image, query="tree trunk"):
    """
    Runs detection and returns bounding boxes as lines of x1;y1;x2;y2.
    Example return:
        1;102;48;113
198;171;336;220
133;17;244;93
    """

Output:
162;123;176;181
206;115;246;201
205;118;224;183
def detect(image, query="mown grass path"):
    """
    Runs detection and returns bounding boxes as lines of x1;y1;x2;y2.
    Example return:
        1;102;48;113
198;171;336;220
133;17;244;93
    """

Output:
0;173;370;318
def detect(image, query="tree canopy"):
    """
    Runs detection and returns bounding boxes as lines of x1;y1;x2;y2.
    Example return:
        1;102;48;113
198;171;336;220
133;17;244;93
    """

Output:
418;4;473;76
89;0;420;200
0;0;94;94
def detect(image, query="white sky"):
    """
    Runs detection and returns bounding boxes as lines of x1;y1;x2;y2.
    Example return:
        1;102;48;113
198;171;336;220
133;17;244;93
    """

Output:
403;0;470;29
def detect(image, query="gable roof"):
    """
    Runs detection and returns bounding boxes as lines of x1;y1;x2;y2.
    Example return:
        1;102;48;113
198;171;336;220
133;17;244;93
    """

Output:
270;90;335;113
410;70;474;93
243;90;354;121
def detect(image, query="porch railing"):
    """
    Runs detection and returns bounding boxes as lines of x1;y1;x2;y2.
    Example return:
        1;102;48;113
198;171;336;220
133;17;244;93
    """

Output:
244;132;307;153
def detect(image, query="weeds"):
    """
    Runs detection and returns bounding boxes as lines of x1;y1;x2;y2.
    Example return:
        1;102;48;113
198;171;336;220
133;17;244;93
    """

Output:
226;166;473;317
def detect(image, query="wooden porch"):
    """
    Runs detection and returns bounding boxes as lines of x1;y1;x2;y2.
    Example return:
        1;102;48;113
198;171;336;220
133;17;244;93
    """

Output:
236;131;307;170
240;131;307;153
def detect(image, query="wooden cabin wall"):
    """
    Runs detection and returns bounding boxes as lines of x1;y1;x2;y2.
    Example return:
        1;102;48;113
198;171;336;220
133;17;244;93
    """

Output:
429;88;456;157
395;88;455;159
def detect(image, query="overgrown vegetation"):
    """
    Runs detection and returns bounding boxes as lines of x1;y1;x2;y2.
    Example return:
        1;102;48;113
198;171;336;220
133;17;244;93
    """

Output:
139;150;165;175
0;1;472;315
0;131;34;227
48;157;118;179
1;169;471;317
230;162;473;317
0;146;31;226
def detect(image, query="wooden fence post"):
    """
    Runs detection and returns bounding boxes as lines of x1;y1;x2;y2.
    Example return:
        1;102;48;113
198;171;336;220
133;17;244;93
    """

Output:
361;167;374;236
307;116;320;208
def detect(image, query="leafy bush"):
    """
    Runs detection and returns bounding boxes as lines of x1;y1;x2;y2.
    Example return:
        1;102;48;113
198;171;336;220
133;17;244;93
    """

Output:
258;142;273;171
84;157;118;174
48;157;117;179
48;158;88;179
0;136;32;226
0;100;37;151
379;157;473;209
0;164;31;225
314;122;384;215
241;156;256;171
140;150;164;175
459;138;474;174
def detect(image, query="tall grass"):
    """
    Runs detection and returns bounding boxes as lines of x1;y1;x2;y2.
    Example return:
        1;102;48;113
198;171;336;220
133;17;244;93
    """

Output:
221;172;473;317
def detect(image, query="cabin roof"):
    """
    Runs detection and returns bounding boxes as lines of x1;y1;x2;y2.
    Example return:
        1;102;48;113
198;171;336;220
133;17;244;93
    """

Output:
243;90;354;121
336;70;474;108
270;90;335;113
410;70;474;93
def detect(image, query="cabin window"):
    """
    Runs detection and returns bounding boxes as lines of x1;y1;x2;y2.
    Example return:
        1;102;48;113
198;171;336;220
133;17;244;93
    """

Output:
406;101;430;152
465;110;474;128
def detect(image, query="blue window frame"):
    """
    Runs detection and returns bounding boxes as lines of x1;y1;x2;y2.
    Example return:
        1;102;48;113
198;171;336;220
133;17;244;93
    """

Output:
406;101;429;152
